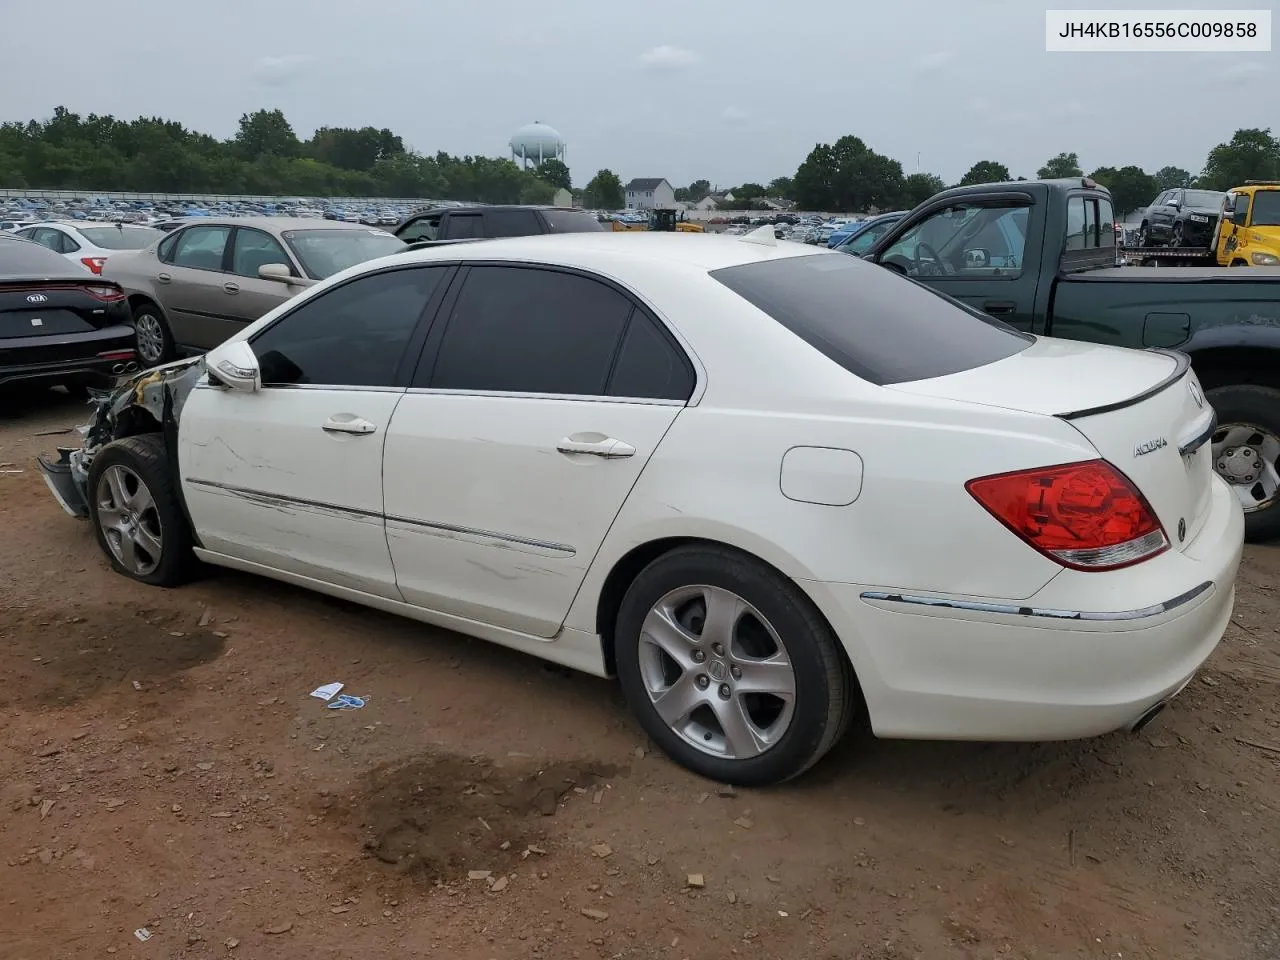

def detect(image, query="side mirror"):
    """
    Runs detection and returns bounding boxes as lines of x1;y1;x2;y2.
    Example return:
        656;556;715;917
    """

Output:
204;339;261;393
258;263;294;283
963;247;990;267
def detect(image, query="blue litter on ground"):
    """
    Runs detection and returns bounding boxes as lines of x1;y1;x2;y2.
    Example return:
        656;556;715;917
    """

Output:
327;694;366;711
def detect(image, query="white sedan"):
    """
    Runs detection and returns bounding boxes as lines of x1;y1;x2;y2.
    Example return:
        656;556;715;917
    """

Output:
15;221;165;275
39;230;1244;785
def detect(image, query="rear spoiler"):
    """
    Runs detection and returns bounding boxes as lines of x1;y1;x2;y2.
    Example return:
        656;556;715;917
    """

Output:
1058;349;1191;420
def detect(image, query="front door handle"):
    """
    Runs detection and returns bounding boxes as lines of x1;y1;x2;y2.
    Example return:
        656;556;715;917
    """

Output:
557;436;636;459
223;281;240;294
156;272;171;284
322;415;377;436
983;301;1016;315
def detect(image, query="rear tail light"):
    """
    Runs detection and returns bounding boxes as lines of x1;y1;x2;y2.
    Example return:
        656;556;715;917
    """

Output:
966;459;1168;571
81;257;107;275
83;284;125;303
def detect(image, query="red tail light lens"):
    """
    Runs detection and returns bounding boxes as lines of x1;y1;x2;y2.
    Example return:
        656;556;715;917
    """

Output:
966;459;1168;571
83;284;125;303
81;257;107;275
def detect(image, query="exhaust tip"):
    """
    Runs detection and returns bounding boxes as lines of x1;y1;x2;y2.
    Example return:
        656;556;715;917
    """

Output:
1130;699;1168;734
125;361;138;372
111;363;125;374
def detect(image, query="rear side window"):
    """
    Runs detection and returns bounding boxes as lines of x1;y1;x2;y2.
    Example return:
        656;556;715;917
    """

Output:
426;266;633;396
486;209;542;237
443;214;483;240
710;254;1030;386
541;209;606;233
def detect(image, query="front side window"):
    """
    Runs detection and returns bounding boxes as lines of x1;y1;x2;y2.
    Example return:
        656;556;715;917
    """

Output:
878;202;1027;278
711;253;1030;386
171;225;230;272
397;214;441;244
250;266;445;388
1249;191;1280;227
425;266;635;397
231;228;293;278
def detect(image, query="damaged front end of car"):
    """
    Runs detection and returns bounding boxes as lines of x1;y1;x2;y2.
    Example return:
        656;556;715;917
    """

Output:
37;357;206;518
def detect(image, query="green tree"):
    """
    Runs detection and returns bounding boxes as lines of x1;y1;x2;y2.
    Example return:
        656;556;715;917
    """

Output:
308;126;403;171
535;158;571;191
674;179;712;203
768;176;794;199
958;160;1011;186
1153;165;1192;190
793;135;905;212
520;177;557;204
1199;128;1280;191
734;182;768;206
1088;165;1158;217
234;109;300;160
1037;152;1084;179
901;172;945;207
583;169;625;209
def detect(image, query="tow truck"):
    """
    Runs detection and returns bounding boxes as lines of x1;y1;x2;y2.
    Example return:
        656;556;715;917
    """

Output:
1121;181;1280;267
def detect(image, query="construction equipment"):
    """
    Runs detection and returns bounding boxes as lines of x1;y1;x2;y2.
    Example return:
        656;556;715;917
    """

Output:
649;208;704;232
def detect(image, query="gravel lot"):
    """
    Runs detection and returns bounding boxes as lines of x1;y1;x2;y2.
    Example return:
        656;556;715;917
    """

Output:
2;388;1279;960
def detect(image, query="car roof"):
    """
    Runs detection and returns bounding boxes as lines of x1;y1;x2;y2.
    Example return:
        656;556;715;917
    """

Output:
393;229;823;273
171;217;390;231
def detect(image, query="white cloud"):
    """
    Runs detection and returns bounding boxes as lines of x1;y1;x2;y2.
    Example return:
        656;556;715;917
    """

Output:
721;106;749;123
638;45;700;70
913;50;954;71
252;55;313;87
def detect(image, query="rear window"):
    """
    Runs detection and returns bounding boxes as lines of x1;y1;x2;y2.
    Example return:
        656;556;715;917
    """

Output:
709;254;1031;386
541;209;605;233
78;225;164;249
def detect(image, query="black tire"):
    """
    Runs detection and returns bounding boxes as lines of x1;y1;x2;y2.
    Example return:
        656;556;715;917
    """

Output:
1137;222;1150;247
614;544;856;786
87;434;197;586
1206;383;1280;542
131;299;174;366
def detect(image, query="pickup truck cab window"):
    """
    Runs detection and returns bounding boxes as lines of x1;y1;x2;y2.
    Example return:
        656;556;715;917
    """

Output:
398;214;442;244
443;214;483;240
1066;196;1116;251
878;202;1027;279
486;209;542;237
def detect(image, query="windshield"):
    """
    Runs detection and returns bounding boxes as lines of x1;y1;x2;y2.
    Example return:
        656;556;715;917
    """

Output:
1184;190;1225;209
1250;191;1280;227
710;253;1030;386
282;228;406;279
78;225;164;249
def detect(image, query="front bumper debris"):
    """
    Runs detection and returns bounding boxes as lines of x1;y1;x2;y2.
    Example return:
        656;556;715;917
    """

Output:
38;446;90;518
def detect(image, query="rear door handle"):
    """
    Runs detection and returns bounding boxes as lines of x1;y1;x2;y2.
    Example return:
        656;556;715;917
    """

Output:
557;437;636;459
322;415;377;435
223;281;240;294
156;273;171;284
983;301;1016;315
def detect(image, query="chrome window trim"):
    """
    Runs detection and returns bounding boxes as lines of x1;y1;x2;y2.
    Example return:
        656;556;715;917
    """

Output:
193;381;405;394
860;580;1212;622
404;387;683;406
184;478;575;556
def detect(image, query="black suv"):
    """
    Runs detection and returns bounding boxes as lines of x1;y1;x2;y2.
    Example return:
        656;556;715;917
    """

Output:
1138;188;1227;248
394;205;604;245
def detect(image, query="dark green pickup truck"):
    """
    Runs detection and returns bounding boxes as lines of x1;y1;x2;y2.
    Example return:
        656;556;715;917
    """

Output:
863;177;1280;541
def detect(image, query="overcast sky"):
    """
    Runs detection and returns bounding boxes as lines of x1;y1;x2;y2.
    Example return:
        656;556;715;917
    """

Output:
2;0;1271;188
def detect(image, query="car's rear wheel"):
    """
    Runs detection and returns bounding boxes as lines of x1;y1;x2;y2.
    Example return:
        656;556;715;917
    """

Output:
614;544;855;785
1207;384;1280;542
88;435;196;586
132;301;173;366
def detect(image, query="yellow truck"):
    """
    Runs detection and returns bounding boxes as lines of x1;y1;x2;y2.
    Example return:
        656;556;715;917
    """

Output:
1217;181;1280;266
609;209;705;233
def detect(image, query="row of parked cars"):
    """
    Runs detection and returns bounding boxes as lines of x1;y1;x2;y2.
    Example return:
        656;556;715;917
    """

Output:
22;176;1249;789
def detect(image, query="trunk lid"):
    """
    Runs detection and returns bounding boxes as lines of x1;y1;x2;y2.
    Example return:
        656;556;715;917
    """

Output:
0;280;121;337
892;338;1215;551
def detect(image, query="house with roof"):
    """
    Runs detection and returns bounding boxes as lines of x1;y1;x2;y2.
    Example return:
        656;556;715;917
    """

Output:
624;178;675;211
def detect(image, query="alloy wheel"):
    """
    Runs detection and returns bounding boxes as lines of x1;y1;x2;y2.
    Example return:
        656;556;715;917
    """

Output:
134;312;165;365
636;585;796;760
96;464;164;576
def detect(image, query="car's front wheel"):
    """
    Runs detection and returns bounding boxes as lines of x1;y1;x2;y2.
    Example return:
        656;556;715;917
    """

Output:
88;435;196;586
132;300;174;366
614;545;855;786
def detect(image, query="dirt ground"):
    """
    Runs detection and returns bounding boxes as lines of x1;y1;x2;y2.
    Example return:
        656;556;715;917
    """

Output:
2;389;1279;960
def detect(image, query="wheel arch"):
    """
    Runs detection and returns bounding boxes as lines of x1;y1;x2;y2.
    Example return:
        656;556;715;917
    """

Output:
1189;344;1280;391
590;534;863;708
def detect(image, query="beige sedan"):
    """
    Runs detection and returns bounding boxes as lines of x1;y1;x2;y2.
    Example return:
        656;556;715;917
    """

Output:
105;217;406;364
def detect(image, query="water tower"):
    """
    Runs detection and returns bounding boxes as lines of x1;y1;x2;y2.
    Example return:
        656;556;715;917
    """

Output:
510;121;566;169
